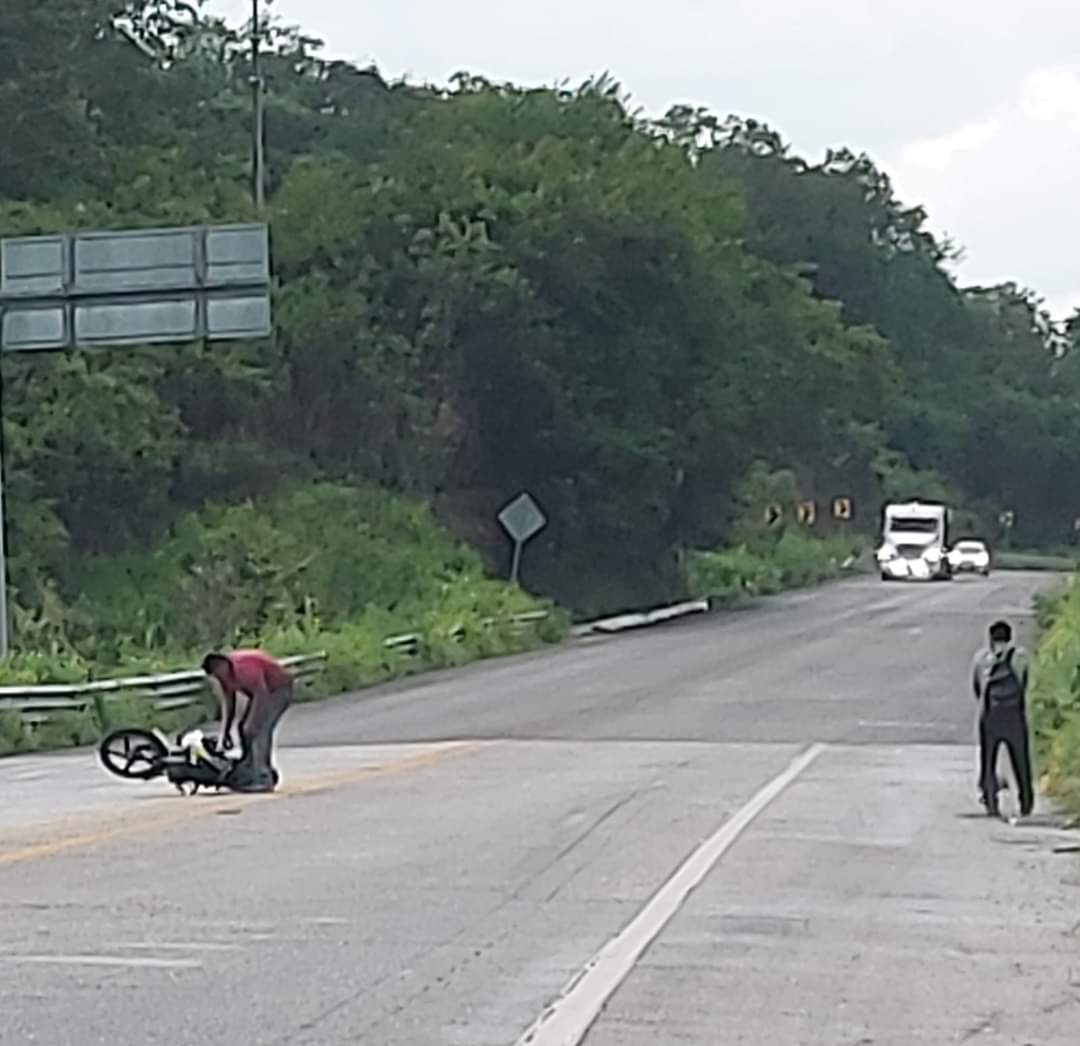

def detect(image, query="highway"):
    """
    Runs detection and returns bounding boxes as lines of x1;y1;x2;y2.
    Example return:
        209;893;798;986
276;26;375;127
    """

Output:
1;573;1078;1045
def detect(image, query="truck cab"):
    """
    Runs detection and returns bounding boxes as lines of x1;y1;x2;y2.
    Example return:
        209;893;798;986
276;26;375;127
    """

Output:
876;501;951;581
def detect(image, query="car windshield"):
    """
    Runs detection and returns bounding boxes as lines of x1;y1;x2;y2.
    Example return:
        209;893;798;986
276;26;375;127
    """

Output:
887;517;939;533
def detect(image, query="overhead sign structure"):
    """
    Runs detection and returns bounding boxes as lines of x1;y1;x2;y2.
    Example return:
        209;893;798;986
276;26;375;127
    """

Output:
0;223;273;659
1;223;271;351
797;500;817;526
832;497;853;521
497;492;547;584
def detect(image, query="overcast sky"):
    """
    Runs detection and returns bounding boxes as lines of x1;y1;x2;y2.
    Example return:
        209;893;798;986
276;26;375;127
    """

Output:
212;0;1080;319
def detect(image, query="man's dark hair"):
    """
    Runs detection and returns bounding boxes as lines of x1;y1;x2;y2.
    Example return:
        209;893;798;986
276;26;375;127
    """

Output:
202;652;232;675
988;620;1012;643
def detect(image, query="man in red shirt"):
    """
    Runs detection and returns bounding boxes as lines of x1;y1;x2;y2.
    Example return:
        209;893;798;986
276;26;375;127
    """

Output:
201;649;295;792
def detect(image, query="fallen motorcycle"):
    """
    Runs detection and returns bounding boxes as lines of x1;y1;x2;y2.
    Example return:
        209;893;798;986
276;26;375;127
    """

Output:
97;726;278;795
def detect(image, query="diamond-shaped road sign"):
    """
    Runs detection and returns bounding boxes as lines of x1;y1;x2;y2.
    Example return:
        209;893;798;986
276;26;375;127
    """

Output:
498;492;547;544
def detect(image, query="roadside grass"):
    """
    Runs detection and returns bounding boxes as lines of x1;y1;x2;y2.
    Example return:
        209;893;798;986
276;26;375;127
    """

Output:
1029;582;1080;815
687;530;867;603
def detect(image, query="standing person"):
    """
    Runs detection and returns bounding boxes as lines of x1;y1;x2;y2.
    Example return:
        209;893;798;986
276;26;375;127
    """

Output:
202;649;294;793
971;620;1034;819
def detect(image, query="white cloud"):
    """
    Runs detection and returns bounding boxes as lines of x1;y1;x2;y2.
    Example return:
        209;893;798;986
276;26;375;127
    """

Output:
888;61;1080;319
1022;67;1080;121
901;121;1001;172
1044;288;1080;321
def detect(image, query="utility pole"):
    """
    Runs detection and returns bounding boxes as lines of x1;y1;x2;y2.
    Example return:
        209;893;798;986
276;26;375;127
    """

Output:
251;0;265;209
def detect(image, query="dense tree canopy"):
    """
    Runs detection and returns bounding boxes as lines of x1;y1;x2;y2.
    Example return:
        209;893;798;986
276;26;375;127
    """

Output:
1;0;1077;626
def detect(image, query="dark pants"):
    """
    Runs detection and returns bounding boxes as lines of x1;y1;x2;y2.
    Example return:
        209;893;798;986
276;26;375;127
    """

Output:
979;708;1033;817
232;684;293;791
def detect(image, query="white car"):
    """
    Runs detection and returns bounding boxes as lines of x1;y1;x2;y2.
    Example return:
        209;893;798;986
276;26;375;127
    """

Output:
948;539;991;576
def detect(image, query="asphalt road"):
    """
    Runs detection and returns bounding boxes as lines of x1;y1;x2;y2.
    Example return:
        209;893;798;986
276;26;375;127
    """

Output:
2;573;1078;1046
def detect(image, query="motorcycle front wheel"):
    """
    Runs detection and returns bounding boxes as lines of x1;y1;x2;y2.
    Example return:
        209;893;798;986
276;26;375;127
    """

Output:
98;727;169;781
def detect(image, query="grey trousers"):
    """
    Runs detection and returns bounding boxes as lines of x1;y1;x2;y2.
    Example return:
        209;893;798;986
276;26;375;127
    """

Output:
233;684;293;790
978;708;1034;817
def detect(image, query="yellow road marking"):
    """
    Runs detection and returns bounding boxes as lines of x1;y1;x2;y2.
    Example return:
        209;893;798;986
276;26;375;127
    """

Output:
0;742;483;868
275;744;482;798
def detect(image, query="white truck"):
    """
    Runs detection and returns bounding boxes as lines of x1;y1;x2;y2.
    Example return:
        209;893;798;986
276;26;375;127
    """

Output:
876;501;951;581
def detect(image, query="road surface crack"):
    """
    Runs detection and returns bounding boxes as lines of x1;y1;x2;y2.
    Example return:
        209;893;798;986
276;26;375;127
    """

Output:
528;789;647;904
959;1010;1002;1041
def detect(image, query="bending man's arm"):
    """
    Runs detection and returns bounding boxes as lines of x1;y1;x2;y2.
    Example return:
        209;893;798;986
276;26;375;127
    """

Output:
221;691;237;750
237;669;272;736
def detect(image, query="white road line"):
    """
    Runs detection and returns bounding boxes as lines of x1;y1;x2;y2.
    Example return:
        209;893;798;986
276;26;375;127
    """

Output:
857;720;945;730
0;954;201;969
108;941;241;952
515;742;826;1046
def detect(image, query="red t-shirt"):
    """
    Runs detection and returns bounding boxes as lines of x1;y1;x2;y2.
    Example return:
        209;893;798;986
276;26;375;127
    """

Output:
226;649;293;697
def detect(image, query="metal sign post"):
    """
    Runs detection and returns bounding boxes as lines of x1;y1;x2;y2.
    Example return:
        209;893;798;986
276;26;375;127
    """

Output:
497;492;547;584
0;222;272;658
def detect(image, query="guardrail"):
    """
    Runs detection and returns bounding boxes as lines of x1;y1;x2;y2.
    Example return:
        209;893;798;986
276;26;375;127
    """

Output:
0;610;554;728
995;552;1078;573
0;653;328;724
570;599;709;636
383;610;551;656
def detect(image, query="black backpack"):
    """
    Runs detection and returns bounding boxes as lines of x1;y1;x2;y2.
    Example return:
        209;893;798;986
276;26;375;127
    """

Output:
984;648;1024;711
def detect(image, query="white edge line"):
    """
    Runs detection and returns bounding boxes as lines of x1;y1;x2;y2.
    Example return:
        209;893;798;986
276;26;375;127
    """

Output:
515;742;827;1046
0;954;202;969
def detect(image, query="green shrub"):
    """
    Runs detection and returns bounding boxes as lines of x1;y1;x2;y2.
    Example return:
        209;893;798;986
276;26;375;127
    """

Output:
687;545;779;601
1028;577;1080;812
0;710;31;756
687;531;865;603
62;482;506;659
29;709;99;751
0;650;92;685
0;481;567;758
